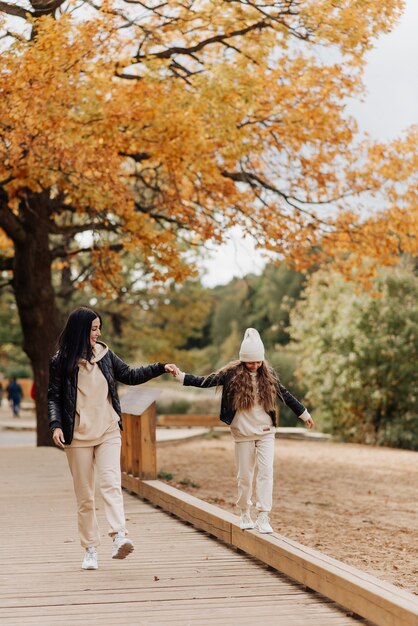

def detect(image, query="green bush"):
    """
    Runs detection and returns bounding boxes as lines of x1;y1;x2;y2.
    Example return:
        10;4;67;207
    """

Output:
157;399;191;414
289;263;418;449
157;470;174;481
269;349;308;427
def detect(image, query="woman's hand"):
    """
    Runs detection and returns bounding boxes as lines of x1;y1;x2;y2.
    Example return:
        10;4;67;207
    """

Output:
164;363;180;377
52;427;66;449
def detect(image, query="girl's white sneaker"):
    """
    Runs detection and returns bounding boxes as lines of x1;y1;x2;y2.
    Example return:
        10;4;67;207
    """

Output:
82;546;98;570
239;510;255;530
255;512;273;534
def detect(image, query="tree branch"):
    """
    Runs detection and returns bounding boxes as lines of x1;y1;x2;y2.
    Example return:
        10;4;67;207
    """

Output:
0;194;26;244
51;242;124;260
0;1;32;19
47;220;120;236
221;168;331;225
29;0;66;16
119;151;150;162
137;20;270;60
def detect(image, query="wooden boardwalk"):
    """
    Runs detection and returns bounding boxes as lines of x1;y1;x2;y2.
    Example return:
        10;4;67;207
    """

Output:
0;447;375;626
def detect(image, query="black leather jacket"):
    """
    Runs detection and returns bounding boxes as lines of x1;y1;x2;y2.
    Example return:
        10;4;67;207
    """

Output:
184;367;305;426
48;347;166;445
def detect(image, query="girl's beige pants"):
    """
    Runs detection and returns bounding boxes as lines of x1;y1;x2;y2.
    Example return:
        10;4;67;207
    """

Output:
234;434;275;512
65;434;126;548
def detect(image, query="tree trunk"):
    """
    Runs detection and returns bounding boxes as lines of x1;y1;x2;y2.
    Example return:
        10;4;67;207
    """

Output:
12;193;61;446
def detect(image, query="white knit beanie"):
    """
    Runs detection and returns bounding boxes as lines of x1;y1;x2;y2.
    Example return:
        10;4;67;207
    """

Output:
239;328;265;362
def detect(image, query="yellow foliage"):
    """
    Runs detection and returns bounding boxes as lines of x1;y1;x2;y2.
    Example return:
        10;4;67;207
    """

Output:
0;1;416;290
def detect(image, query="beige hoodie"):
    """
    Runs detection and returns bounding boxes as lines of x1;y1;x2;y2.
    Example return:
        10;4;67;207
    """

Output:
230;372;273;441
71;342;120;446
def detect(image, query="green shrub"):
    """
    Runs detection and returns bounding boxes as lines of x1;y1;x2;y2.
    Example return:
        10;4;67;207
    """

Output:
157;399;191;414
157;470;174;481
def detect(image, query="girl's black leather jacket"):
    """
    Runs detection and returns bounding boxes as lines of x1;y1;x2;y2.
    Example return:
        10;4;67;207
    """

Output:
183;368;306;427
48;350;166;445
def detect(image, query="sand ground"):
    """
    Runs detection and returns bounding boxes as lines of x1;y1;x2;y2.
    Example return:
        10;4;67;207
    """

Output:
157;434;418;594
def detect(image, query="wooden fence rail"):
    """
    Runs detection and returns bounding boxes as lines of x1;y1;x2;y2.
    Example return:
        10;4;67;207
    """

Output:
157;413;222;428
120;407;418;626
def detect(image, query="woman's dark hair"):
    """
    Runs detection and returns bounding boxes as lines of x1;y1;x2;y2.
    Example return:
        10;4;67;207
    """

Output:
56;307;102;376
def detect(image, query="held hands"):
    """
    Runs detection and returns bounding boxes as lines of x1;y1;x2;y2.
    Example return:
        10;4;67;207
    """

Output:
164;364;185;383
164;363;181;377
52;427;66;449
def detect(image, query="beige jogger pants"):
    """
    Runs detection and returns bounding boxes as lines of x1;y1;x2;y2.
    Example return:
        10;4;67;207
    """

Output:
65;434;126;548
234;434;275;512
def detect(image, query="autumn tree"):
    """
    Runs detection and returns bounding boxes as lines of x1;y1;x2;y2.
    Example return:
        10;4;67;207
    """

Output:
0;0;417;444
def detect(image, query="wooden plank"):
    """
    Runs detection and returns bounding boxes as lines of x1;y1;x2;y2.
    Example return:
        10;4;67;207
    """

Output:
120;387;161;415
140;479;418;626
132;413;140;478
157;414;222;428
121;473;141;495
138;405;157;479
0;446;375;626
141;480;234;544
123;411;134;475
232;529;418;626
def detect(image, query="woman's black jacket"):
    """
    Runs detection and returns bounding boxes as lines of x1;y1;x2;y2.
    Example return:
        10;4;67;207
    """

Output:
183;368;305;427
48;350;166;445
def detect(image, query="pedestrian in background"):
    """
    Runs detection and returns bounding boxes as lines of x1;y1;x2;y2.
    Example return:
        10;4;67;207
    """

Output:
7;377;23;417
48;306;180;571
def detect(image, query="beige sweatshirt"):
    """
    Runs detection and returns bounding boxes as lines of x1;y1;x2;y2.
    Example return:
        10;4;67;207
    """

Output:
71;342;120;447
230;372;274;441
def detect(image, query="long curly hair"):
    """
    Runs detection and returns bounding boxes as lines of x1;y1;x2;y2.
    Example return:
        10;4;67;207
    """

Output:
210;360;280;413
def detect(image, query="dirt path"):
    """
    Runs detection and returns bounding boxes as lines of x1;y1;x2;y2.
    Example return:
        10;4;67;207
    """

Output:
157;435;418;594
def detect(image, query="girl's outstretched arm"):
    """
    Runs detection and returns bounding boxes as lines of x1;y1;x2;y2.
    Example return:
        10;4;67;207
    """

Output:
277;381;314;428
175;371;226;388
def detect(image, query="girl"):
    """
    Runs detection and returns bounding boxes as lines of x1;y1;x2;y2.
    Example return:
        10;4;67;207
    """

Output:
175;328;313;533
48;306;179;570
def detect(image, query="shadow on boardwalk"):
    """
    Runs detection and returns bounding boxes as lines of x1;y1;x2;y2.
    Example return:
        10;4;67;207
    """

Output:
0;447;372;626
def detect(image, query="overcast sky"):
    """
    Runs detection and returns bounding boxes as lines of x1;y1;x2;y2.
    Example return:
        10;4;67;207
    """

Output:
3;2;417;288
201;0;418;287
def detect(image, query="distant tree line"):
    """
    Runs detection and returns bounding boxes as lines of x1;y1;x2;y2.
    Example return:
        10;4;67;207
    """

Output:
1;258;416;448
136;259;418;449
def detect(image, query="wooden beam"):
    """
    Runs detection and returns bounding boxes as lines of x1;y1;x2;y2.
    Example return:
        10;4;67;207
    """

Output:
141;480;234;544
137;479;418;626
157;414;222;428
138;405;157;479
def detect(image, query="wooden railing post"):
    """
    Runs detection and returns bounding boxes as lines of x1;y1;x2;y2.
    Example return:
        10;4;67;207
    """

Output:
137;404;157;480
120;388;160;487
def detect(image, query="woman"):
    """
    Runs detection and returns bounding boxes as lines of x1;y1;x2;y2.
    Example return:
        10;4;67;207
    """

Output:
48;306;179;570
175;328;314;533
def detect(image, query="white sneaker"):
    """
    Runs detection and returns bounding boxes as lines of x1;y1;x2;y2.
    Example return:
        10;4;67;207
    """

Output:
239;510;255;530
112;532;134;559
82;546;98;570
255;512;273;534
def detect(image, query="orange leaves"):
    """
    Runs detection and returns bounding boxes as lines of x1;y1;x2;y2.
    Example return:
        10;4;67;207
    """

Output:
302;0;404;56
1;15;126;208
0;1;415;293
0;230;13;255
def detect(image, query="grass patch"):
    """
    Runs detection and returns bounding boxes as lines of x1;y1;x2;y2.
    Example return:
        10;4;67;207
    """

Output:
203;430;221;439
157;470;174;481
179;477;200;488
